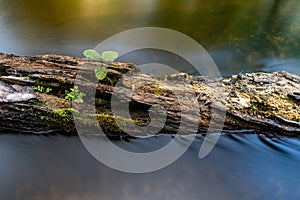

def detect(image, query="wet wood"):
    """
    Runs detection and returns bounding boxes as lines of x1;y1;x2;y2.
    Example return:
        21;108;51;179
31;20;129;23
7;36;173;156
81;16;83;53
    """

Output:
0;52;299;136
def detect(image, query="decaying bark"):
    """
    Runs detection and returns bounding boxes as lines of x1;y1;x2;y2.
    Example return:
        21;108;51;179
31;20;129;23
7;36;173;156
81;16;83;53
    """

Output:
0;52;299;136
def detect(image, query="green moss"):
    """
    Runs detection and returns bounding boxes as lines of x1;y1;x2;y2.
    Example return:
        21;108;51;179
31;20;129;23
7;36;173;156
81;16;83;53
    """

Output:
95;113;121;132
249;102;273;117
52;108;78;121
39;106;145;134
94;98;110;109
31;99;44;106
74;113;145;134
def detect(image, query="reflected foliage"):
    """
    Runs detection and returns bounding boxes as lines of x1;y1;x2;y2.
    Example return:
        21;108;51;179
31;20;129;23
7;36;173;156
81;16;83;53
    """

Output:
0;0;300;75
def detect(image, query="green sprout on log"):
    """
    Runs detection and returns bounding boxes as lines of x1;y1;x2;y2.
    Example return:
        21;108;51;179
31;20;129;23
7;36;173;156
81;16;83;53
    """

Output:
65;86;86;103
33;85;52;93
83;49;119;81
154;85;162;95
132;84;136;91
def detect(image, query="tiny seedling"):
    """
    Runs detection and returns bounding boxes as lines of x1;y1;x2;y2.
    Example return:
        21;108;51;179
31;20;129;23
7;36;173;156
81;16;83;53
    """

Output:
132;84;136;91
83;49;119;81
65;86;86;103
154;85;162;95
252;104;258;110
33;85;52;93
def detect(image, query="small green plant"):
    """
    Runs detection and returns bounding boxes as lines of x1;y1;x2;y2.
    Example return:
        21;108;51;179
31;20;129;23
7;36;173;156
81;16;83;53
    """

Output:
252;104;258;110
65;86;86;103
45;87;52;93
132;84;136;91
83;49;119;81
154;85;162;95
33;85;52;93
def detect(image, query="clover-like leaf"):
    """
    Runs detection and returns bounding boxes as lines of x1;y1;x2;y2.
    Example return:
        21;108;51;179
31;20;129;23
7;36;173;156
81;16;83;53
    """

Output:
101;51;119;62
83;49;101;59
95;66;108;80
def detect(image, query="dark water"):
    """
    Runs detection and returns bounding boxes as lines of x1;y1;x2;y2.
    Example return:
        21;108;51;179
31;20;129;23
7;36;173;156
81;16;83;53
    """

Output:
1;0;300;199
1;134;300;200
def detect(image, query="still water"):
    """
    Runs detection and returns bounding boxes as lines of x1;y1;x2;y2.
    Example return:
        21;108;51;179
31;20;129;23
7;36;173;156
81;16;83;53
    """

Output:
1;134;300;200
0;0;300;199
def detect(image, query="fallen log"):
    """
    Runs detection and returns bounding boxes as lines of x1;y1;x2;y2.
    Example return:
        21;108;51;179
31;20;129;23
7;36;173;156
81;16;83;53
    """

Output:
0;52;299;136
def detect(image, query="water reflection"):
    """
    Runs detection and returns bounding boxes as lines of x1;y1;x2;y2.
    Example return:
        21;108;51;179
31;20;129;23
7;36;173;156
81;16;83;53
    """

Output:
0;0;300;75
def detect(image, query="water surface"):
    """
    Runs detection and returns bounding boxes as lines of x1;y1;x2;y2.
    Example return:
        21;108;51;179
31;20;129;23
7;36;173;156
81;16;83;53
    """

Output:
1;134;300;200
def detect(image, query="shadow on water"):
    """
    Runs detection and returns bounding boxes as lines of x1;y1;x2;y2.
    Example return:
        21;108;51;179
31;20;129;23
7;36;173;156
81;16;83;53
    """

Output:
0;133;300;200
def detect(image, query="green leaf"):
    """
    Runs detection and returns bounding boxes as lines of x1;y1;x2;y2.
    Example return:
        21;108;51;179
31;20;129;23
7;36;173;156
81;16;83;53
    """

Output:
94;66;108;80
65;86;85;103
83;49;101;59
101;51;119;62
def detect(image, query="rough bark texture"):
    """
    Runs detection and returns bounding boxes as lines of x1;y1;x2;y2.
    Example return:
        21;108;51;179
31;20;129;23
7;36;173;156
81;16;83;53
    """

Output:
0;52;299;136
